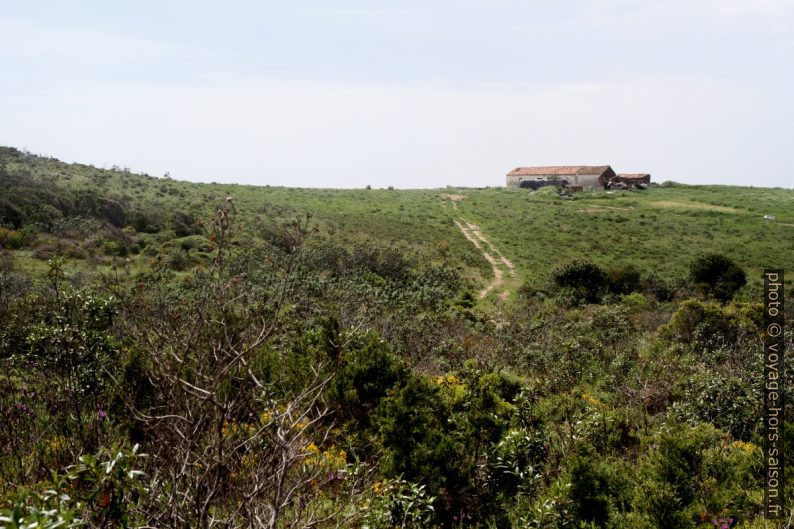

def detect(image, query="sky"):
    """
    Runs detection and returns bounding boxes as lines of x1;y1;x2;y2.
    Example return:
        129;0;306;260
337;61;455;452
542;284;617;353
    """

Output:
1;0;793;188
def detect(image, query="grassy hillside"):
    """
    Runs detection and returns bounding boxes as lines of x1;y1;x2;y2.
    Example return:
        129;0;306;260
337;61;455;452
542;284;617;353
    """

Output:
454;184;794;289
2;146;791;299
1;146;793;528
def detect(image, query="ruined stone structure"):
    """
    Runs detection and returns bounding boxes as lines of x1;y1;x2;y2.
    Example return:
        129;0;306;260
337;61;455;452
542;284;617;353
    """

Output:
613;173;651;185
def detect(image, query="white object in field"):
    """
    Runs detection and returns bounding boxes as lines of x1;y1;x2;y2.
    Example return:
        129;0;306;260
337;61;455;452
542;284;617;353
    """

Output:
763;215;776;221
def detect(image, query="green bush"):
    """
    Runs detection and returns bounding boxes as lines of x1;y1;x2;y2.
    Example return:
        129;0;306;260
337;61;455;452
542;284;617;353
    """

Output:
661;299;762;354
24;286;118;443
165;246;190;270
0;445;147;529
171;211;202;237
689;253;747;302
377;366;522;527
619;292;649;312
0;227;24;249
363;478;437;529
378;377;460;499
175;234;212;252
567;444;630;528
0;197;25;229
642;272;677;302
551;258;608;304
606;265;641;296
634;423;759;529
130;209;163;234
331;329;408;430
672;371;759;440
102;239;129;257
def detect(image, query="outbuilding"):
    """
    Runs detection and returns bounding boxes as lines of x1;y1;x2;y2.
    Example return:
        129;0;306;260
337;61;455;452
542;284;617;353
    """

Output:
614;173;651;185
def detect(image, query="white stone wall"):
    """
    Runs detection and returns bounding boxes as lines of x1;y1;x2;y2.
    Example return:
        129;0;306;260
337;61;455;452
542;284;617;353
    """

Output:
575;174;603;188
507;173;605;188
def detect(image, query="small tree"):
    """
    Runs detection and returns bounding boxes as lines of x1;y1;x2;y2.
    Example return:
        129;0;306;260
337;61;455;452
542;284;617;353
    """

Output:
689;253;746;302
111;205;369;528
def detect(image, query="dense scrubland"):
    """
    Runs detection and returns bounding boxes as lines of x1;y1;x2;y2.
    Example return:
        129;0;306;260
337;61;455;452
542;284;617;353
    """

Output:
0;145;792;528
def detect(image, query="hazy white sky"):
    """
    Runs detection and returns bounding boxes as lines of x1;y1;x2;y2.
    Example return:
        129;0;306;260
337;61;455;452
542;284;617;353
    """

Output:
1;0;792;188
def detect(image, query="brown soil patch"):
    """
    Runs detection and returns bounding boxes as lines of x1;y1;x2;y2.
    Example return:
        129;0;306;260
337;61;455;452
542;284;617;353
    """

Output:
576;204;635;212
648;201;739;213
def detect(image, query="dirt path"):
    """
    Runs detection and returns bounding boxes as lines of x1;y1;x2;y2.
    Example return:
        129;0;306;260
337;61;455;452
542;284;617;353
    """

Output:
454;218;517;300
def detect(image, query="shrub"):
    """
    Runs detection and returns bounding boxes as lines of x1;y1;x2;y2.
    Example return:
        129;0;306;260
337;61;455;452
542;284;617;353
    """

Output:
567;445;630;528
102;239;129;257
130;209;163;234
634;423;759;529
619;292;649;312
642;272;676;302
672;371;760;440
551;258;608;304
25;288;119;433
171;211;202;237
0;445;147;528
175;234;212;252
606;264;641;296
100;199;127;227
165;247;190;271
588;305;635;352
0;256;31;311
363;478;436;529
689;253;746;302
0;227;24;249
378;377;459;494
0;198;25;228
661;299;762;354
331;328;408;430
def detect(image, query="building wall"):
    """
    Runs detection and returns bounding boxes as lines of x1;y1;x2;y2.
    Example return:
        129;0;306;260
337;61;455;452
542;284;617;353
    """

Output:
507;172;607;189
507;174;570;187
506;175;522;187
575;174;603;188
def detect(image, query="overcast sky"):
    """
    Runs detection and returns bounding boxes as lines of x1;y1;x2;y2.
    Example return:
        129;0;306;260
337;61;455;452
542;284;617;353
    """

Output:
1;0;792;188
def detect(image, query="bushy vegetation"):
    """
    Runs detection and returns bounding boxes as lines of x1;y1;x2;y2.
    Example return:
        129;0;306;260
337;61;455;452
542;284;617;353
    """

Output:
690;253;748;302
1;147;793;527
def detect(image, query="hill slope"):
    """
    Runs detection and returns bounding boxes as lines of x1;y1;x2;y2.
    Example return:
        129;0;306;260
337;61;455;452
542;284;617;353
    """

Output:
2;146;791;299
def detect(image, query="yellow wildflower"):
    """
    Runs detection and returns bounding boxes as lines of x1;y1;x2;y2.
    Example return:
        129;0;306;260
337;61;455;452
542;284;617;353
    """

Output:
731;440;757;455
581;392;604;407
49;436;68;452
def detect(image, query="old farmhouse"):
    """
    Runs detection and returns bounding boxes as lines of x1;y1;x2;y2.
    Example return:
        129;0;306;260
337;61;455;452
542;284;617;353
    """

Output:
506;166;616;190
